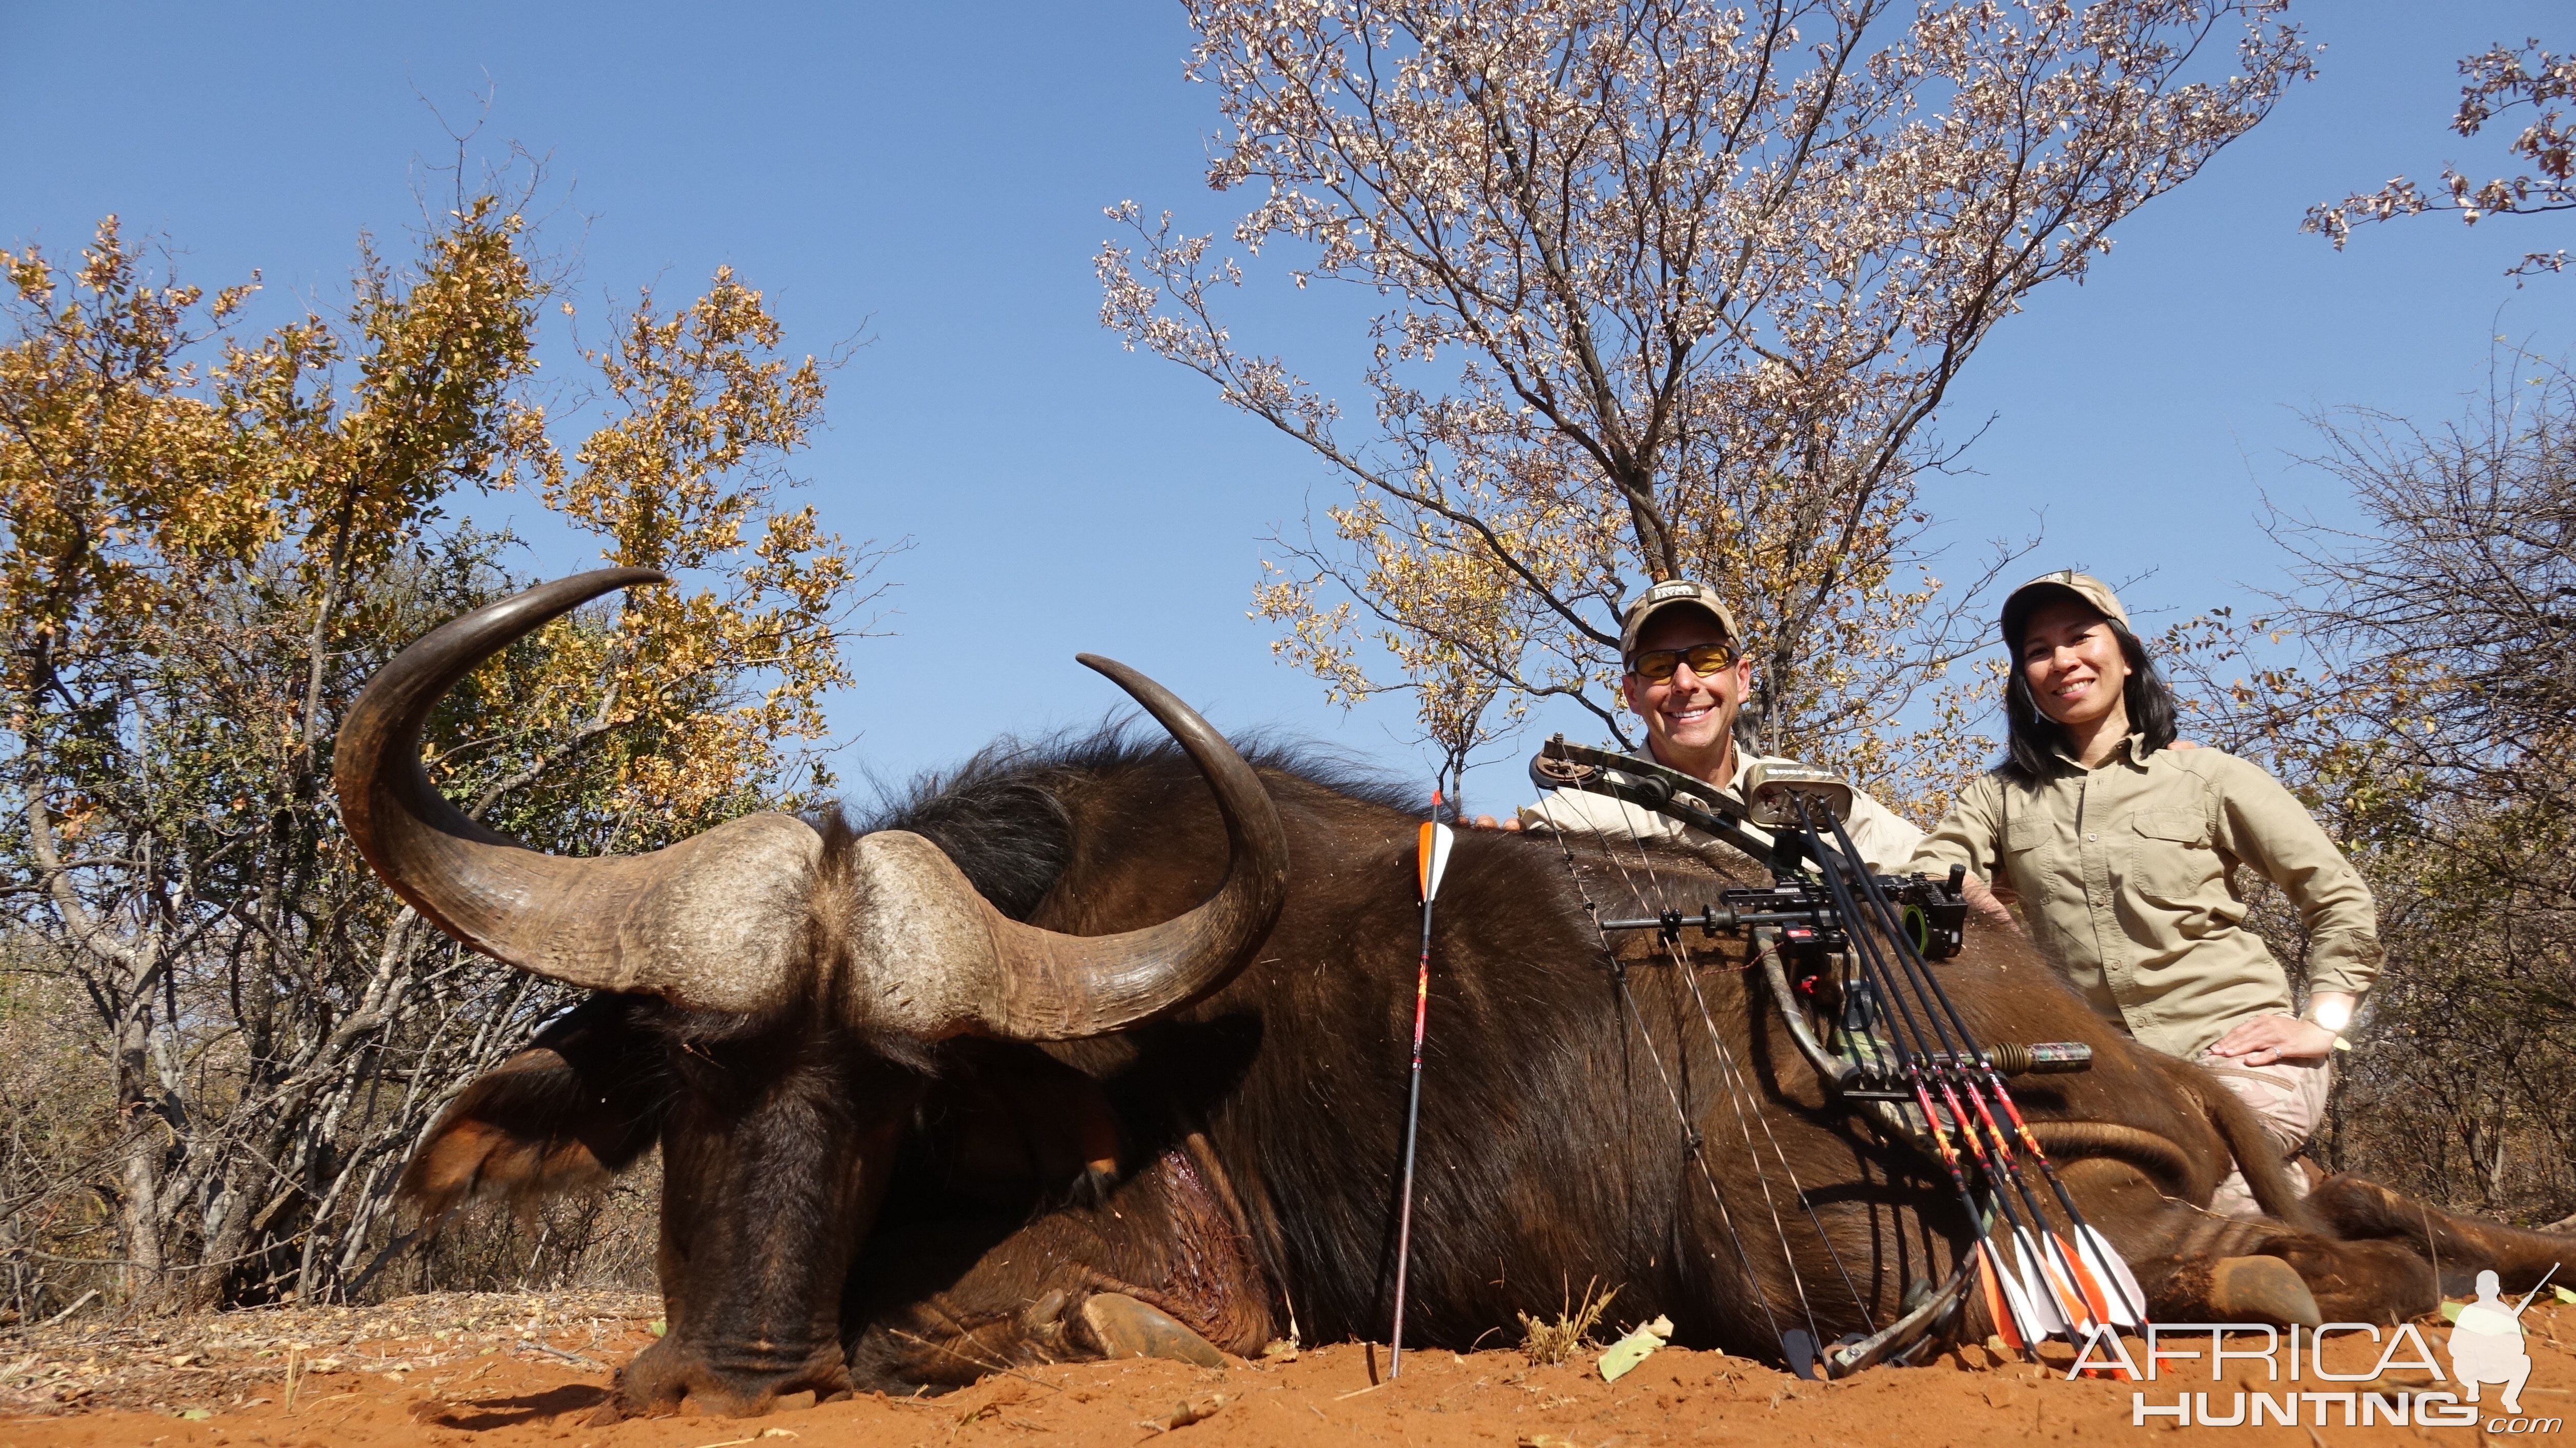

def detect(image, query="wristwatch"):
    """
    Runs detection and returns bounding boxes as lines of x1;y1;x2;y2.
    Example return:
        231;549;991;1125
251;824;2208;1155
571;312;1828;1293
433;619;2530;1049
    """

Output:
2302;997;2354;1052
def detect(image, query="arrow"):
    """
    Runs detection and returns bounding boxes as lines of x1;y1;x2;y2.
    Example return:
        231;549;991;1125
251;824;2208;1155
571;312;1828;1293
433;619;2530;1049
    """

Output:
2511;1262;2562;1318
1390;802;1456;1378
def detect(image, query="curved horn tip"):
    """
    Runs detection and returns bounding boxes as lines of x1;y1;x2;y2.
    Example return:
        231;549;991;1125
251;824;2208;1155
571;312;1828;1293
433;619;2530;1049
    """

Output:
456;568;673;651
1074;654;1200;714
930;650;1287;1042
1073;655;1238;755
566;565;673;597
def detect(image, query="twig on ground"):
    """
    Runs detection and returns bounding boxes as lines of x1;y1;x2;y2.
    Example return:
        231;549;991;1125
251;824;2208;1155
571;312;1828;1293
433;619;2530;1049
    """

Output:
30;1291;96;1331
515;1340;606;1370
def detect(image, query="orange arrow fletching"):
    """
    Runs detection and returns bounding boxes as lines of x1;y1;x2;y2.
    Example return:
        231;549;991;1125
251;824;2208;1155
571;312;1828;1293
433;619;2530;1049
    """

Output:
1418;821;1455;903
1979;1242;2031;1354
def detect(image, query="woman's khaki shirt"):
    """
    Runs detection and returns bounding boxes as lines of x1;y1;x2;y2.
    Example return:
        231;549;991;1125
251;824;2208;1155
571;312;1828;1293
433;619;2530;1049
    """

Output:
1907;735;2382;1059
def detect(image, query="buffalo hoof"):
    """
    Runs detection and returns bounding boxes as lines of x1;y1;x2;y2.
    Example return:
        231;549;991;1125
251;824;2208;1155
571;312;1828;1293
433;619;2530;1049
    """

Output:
2206;1255;2322;1326
1080;1293;1229;1368
603;1337;853;1419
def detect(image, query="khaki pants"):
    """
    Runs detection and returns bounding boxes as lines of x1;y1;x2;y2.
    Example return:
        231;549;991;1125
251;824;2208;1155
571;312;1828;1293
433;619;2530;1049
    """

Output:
2196;1052;2331;1219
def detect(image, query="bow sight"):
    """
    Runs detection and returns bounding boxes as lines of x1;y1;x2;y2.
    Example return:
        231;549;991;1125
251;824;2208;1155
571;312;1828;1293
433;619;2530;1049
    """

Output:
1528;734;2078;1091
1534;737;1957;948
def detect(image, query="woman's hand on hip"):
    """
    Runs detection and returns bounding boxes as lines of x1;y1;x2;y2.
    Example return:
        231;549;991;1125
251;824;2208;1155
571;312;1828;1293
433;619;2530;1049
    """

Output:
2208;1013;2335;1066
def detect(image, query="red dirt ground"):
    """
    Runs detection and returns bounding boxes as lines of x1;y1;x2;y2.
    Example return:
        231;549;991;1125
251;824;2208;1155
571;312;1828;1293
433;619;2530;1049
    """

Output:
5;1291;2572;1447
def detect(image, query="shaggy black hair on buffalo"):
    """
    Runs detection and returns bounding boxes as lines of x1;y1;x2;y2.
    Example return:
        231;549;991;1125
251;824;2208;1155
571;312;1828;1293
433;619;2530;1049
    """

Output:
853;722;1421;922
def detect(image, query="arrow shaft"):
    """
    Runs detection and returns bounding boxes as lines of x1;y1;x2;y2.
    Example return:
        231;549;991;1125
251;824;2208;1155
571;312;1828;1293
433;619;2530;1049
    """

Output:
1391;820;1449;1379
2513;1262;2561;1316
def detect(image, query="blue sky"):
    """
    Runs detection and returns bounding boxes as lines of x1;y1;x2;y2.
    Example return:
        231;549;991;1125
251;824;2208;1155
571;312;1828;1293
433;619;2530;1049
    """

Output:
3;1;2566;815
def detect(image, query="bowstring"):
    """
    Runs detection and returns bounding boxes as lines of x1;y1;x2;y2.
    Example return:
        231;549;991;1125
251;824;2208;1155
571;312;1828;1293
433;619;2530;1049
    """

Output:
1595;822;1839;1349
1615;821;1881;1334
1544;820;1788;1352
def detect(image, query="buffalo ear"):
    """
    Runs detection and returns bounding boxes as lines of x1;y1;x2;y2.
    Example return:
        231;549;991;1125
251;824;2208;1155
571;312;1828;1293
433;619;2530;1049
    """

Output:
401;996;667;1230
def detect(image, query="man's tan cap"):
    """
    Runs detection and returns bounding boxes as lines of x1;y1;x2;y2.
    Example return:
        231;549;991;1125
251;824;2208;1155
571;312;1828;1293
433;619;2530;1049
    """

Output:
2000;569;2130;648
1619;579;1742;660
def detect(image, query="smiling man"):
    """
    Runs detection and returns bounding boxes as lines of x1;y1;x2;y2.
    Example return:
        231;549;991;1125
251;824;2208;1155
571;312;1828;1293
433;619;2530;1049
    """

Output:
1498;579;1925;872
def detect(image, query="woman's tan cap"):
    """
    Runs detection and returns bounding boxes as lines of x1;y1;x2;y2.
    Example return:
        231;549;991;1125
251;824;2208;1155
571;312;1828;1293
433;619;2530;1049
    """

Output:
1619;579;1743;660
2001;569;2129;647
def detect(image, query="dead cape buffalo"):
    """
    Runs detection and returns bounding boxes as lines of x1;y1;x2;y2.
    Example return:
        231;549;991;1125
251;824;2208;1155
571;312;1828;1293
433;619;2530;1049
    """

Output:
343;571;2567;1417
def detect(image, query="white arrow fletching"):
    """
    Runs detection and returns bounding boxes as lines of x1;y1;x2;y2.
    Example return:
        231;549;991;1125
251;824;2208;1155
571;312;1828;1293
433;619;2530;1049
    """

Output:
1984;1237;2049;1348
2077;1224;2147;1328
2038;1232;2106;1339
2012;1231;2072;1337
1418;821;1456;903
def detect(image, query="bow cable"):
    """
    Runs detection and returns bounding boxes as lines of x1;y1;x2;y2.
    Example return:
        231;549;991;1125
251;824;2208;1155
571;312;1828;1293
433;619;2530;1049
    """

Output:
1541;823;1794;1356
1595;828;1839;1358
1603;823;1880;1336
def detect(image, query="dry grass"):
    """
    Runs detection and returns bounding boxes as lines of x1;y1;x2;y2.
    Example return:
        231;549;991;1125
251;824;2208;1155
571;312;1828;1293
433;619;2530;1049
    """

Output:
0;1288;659;1416
1516;1280;1619;1367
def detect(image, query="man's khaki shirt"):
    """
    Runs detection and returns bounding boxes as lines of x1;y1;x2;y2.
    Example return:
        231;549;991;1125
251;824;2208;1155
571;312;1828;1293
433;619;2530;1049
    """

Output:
1907;735;2382;1059
1518;750;1926;874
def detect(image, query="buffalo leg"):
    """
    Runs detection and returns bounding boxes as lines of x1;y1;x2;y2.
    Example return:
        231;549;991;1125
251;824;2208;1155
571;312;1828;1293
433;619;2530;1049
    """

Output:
2057;1158;2438;1326
2305;1173;2576;1296
847;1144;1276;1391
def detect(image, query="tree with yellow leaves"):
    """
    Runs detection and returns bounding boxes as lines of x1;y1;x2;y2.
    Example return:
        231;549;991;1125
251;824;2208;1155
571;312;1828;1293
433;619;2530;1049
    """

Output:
1100;0;2309;813
0;199;887;1313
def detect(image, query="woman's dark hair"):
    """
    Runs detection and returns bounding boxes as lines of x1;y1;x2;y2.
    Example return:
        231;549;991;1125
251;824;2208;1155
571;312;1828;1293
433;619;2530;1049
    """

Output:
2001;617;2178;782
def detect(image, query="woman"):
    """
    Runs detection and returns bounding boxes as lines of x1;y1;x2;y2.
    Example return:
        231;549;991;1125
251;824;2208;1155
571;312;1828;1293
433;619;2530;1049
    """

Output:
1908;570;2382;1216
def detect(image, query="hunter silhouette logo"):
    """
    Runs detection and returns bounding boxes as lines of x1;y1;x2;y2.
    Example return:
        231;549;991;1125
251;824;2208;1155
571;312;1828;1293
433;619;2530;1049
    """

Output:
2452;1268;2554;1417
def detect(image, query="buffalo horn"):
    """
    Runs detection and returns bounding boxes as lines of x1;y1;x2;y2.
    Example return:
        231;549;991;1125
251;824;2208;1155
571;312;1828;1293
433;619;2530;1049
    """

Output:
842;654;1291;1041
333;568;828;1016
337;571;1291;1040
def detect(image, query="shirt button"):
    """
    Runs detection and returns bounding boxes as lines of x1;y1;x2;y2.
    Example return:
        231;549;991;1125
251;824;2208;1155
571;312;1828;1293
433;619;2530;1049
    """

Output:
2087;832;2098;841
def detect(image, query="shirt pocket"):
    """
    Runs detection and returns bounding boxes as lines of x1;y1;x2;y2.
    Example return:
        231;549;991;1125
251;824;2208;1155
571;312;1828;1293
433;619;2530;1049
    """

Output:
1999;812;2050;891
2127;807;2217;904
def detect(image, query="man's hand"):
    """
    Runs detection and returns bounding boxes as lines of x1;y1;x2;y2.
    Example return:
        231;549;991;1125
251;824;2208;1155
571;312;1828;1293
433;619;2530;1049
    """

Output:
1959;875;2022;937
1470;815;1523;831
2208;1013;2336;1066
